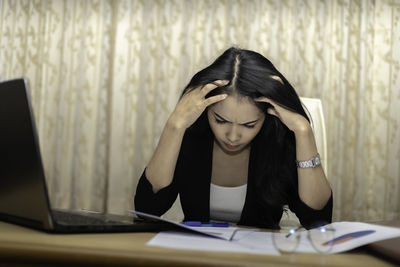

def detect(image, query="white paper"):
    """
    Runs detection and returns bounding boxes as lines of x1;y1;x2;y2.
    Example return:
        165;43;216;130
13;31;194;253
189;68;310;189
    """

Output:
128;209;237;240
295;221;400;254
146;221;400;255
148;228;279;255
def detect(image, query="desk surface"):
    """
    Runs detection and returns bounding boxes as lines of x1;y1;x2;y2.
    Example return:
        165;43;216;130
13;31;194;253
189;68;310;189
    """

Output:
0;222;395;267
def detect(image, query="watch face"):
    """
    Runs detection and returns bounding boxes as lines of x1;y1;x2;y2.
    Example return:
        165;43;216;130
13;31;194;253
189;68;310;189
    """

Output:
313;154;321;167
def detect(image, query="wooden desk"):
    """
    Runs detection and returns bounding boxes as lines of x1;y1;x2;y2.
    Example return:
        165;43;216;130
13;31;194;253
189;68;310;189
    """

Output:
0;222;395;267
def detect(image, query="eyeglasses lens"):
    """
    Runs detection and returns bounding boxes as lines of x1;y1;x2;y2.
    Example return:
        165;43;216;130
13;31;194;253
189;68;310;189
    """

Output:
308;225;335;253
272;228;301;253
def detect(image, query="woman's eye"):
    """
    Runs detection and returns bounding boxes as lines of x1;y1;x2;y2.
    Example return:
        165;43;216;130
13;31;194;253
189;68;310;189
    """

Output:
215;119;227;124
243;124;255;129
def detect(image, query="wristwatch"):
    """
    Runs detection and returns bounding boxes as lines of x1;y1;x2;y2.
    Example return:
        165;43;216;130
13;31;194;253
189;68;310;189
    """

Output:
296;153;321;168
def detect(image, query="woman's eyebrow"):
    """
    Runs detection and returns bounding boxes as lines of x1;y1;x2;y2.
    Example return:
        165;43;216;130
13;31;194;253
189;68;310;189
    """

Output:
213;112;229;121
213;111;259;125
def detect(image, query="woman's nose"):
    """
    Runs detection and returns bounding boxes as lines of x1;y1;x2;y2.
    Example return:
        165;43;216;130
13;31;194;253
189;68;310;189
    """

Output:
226;125;241;143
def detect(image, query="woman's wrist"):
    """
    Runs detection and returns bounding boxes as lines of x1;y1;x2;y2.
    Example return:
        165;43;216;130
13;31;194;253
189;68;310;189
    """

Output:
292;119;313;136
166;115;188;133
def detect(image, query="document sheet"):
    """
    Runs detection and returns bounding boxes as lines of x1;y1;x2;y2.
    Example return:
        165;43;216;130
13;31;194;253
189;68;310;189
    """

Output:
147;221;400;255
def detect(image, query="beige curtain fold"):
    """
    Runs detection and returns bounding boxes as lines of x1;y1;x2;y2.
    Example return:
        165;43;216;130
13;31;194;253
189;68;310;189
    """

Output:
1;0;399;221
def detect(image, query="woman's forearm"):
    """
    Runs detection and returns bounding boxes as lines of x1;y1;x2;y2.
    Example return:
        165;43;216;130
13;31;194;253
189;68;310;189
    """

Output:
294;124;332;210
146;81;228;193
145;118;186;193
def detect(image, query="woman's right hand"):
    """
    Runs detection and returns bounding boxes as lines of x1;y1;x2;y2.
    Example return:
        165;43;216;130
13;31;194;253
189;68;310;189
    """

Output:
168;80;229;130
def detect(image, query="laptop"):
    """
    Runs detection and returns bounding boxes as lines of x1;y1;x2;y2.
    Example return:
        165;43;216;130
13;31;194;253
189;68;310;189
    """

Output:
0;78;170;233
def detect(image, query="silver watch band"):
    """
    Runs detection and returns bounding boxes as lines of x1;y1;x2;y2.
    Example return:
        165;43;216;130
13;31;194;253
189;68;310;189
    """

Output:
296;153;321;168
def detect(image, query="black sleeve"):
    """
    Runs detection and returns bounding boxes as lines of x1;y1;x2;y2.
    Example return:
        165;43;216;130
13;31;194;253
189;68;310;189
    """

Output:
134;169;179;216
134;119;211;218
288;191;333;229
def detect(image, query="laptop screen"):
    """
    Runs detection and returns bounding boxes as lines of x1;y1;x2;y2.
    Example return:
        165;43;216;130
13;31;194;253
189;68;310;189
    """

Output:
0;78;53;230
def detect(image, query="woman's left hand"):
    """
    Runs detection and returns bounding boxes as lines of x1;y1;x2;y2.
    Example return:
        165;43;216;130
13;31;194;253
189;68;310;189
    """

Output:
255;97;310;133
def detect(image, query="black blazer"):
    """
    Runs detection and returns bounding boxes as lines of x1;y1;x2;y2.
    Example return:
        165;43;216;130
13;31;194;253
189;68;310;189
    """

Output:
134;117;333;229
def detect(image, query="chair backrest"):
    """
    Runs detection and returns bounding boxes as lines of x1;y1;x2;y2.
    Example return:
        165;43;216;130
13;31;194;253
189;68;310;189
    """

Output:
300;97;328;173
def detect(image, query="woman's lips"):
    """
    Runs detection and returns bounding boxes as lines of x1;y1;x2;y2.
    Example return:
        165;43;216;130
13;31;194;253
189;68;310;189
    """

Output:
224;142;240;150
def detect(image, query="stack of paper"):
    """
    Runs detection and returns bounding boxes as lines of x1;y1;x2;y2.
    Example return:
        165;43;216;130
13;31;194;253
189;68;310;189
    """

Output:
147;221;400;255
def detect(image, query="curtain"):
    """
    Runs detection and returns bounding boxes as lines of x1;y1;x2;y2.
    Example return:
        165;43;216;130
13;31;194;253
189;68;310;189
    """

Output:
0;0;399;222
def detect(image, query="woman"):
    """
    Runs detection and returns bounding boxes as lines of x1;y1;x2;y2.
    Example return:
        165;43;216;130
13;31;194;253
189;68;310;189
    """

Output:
135;47;332;229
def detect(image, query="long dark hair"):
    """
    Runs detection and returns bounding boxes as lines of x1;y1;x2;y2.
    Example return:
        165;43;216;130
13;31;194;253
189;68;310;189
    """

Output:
183;47;309;210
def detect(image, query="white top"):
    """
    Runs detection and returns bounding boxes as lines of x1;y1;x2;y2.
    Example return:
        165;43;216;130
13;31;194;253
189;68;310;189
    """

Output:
209;183;247;223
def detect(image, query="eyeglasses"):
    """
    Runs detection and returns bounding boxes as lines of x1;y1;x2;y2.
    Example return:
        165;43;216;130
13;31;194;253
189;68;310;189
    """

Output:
273;222;335;254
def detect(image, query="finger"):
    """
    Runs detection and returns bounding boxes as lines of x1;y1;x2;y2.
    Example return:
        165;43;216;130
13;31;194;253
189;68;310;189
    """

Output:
201;80;229;95
255;96;279;110
255;97;288;113
267;107;279;117
255;96;275;105
255;96;267;102
203;93;228;107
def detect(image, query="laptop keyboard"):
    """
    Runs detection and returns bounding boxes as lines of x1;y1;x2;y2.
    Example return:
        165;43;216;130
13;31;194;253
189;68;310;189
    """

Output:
52;210;128;225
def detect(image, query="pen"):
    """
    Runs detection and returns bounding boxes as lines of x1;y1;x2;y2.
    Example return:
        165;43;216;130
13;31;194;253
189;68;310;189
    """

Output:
322;230;375;246
182;221;230;227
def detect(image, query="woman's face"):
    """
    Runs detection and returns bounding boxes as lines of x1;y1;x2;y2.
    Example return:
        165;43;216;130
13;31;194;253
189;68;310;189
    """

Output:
207;95;265;154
